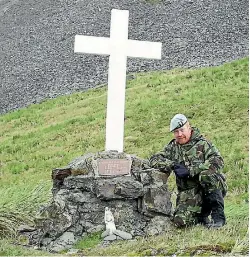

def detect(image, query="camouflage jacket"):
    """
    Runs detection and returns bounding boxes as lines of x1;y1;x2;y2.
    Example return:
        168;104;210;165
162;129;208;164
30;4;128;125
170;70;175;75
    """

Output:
149;127;224;191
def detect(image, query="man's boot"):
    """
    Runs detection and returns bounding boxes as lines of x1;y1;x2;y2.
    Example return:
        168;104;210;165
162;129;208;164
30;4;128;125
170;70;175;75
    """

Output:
206;189;226;228
197;197;211;226
197;215;210;226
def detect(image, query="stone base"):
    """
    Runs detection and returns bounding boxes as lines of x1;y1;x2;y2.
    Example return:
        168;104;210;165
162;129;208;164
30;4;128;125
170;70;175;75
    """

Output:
32;151;172;252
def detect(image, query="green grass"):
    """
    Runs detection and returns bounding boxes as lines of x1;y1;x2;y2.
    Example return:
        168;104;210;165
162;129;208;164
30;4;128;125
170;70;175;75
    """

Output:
0;57;248;256
74;232;102;250
0;238;51;256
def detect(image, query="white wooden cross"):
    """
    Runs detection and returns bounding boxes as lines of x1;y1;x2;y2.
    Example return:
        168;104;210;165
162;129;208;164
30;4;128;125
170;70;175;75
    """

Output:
75;9;162;152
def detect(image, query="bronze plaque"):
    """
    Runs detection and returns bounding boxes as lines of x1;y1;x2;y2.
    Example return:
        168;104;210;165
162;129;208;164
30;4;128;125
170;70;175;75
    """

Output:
98;159;131;176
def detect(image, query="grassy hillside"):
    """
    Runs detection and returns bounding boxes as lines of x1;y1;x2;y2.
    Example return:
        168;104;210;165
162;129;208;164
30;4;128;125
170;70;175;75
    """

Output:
0;57;248;256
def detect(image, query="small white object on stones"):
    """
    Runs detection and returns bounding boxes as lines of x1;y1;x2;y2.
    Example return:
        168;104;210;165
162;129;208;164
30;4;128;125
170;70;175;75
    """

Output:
103;234;117;241
113;229;132;240
104;207;116;235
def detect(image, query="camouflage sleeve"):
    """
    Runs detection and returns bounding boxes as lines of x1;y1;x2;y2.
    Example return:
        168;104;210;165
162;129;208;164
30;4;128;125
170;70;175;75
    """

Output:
148;143;175;174
189;141;224;177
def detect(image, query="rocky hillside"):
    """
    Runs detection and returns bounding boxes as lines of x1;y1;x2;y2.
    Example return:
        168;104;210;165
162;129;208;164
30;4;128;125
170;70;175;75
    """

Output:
0;0;248;114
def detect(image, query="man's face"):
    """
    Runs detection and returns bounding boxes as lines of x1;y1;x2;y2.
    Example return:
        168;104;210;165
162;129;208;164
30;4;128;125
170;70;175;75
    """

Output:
173;123;192;144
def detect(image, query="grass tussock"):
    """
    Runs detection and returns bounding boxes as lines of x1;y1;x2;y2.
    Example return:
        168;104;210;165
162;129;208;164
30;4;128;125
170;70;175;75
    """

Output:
0;183;51;238
0;57;248;256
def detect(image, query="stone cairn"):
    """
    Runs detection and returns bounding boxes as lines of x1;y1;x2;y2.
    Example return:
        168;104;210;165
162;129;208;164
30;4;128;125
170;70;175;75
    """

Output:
29;151;173;252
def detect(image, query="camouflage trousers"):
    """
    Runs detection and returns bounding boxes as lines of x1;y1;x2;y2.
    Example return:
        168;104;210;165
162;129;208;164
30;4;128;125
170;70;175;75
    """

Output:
173;187;203;227
173;172;227;227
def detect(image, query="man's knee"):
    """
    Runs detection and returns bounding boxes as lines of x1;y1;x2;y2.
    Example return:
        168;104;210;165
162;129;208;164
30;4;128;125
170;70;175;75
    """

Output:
174;189;203;227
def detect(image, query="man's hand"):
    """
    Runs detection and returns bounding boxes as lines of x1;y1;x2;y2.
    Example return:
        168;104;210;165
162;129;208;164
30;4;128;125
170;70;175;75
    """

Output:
173;164;190;178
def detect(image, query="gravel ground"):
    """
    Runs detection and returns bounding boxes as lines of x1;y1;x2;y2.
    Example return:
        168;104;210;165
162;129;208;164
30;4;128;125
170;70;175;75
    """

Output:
0;0;248;114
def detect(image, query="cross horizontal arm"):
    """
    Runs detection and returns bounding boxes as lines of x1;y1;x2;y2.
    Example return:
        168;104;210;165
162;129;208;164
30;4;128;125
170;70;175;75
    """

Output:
74;35;110;55
127;40;162;59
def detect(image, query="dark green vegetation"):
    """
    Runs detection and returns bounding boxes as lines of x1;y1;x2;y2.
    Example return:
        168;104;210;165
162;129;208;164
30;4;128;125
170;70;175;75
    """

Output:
0;58;248;256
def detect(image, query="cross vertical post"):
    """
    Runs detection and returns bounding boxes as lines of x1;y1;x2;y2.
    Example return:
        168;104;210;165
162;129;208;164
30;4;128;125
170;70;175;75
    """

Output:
74;9;162;152
105;10;128;152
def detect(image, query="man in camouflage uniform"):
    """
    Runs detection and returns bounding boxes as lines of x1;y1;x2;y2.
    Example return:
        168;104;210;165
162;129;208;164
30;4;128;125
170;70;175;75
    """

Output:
149;114;227;228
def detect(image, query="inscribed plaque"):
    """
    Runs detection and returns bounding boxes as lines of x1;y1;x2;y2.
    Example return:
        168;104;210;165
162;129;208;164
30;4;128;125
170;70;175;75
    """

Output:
98;159;132;176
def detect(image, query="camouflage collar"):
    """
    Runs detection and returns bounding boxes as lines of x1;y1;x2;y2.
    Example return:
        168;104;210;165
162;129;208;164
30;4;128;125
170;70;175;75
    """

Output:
190;127;201;141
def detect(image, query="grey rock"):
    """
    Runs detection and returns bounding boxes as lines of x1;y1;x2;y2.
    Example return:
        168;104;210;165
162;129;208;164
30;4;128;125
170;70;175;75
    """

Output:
150;170;169;185
87;224;105;234
50;232;76;252
95;177;144;200
103;234;117;241
64;175;94;191
142;184;172;216
17;224;36;233
145;216;174;236
101;230;110;238
94;180;123;200
113;230;132;240
139;171;152;185
68;155;94;176
35;202;74;240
